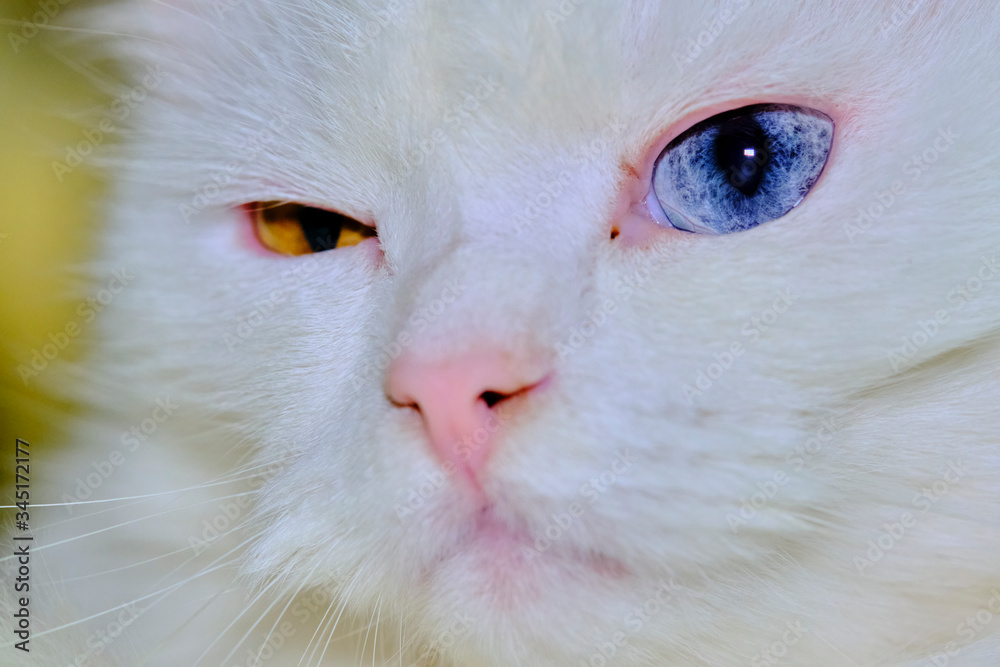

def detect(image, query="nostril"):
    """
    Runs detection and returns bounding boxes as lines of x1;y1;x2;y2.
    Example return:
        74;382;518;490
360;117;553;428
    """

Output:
386;352;552;481
480;391;506;408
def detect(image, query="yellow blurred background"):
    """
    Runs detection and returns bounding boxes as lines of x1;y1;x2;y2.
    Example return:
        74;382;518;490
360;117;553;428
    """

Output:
1;0;113;482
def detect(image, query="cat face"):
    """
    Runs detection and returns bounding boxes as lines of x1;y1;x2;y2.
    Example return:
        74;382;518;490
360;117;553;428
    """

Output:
91;0;1000;663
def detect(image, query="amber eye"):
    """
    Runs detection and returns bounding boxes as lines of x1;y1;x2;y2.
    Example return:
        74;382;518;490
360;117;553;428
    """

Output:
247;202;377;255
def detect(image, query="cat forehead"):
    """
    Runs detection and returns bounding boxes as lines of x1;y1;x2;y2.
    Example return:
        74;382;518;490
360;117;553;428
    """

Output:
122;0;913;210
151;0;813;122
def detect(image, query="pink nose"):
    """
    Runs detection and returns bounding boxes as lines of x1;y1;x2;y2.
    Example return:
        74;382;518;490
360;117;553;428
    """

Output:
387;351;546;487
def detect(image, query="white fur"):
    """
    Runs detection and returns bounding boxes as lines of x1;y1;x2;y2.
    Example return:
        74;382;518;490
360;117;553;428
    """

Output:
6;0;1000;665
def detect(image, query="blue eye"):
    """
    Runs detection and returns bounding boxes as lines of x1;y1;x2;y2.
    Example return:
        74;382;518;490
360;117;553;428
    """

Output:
649;104;834;234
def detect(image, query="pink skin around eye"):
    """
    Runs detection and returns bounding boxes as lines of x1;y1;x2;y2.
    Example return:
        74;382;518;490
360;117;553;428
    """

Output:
356;236;386;265
612;94;846;247
237;205;276;257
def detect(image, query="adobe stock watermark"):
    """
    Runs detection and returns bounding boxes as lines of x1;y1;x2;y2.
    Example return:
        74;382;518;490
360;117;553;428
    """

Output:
578;578;683;667
231;588;336;667
844;126;959;242
555;232;670;359
179;108;293;224
521;449;636;562
350;278;465;391
7;0;72;54
923;589;1000;666
749;619;808;667
353;0;414;52
409;612;475;666
223;289;286;352
887;254;1000;373
393;403;508;521
210;0;247;19
67;599;150;667
853;459;965;575
671;0;751;73
512;118;627;236
16;268;134;385
223;249;339;352
877;0;925;37
554;260;660;359
52;65;167;182
544;0;587;28
60;398;179;513
683;288;795;404
188;441;299;555
401;76;502;178
726;415;839;534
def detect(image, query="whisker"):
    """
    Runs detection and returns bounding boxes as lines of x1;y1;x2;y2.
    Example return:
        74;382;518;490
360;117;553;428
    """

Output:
0;18;175;46
0;490;258;559
192;576;284;666
298;595;338;667
13;559;232;646
383;615;423;665
6;525;268;647
372;595;382;666
360;596;378;665
39;539;206;586
0;457;291;516
140;574;244;666
301;570;362;667
249;543;338;666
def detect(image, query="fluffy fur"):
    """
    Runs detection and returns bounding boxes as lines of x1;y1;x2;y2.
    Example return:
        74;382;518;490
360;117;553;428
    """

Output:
5;1;1000;665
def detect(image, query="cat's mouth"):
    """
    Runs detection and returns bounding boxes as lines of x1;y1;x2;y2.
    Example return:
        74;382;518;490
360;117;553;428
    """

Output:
423;505;628;600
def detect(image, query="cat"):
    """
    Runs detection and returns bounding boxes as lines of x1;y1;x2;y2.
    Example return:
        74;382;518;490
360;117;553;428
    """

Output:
5;0;1000;665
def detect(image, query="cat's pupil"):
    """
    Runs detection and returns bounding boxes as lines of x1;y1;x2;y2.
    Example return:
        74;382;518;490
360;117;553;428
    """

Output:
298;206;345;252
713;115;769;197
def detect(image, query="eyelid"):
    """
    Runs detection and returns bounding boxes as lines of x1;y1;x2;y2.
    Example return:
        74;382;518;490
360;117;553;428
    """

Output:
242;201;377;230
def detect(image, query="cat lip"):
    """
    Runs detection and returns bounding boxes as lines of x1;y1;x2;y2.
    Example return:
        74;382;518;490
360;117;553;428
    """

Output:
433;505;630;582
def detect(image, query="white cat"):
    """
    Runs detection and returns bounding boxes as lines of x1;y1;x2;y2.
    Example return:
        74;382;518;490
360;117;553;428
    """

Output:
6;0;1000;665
